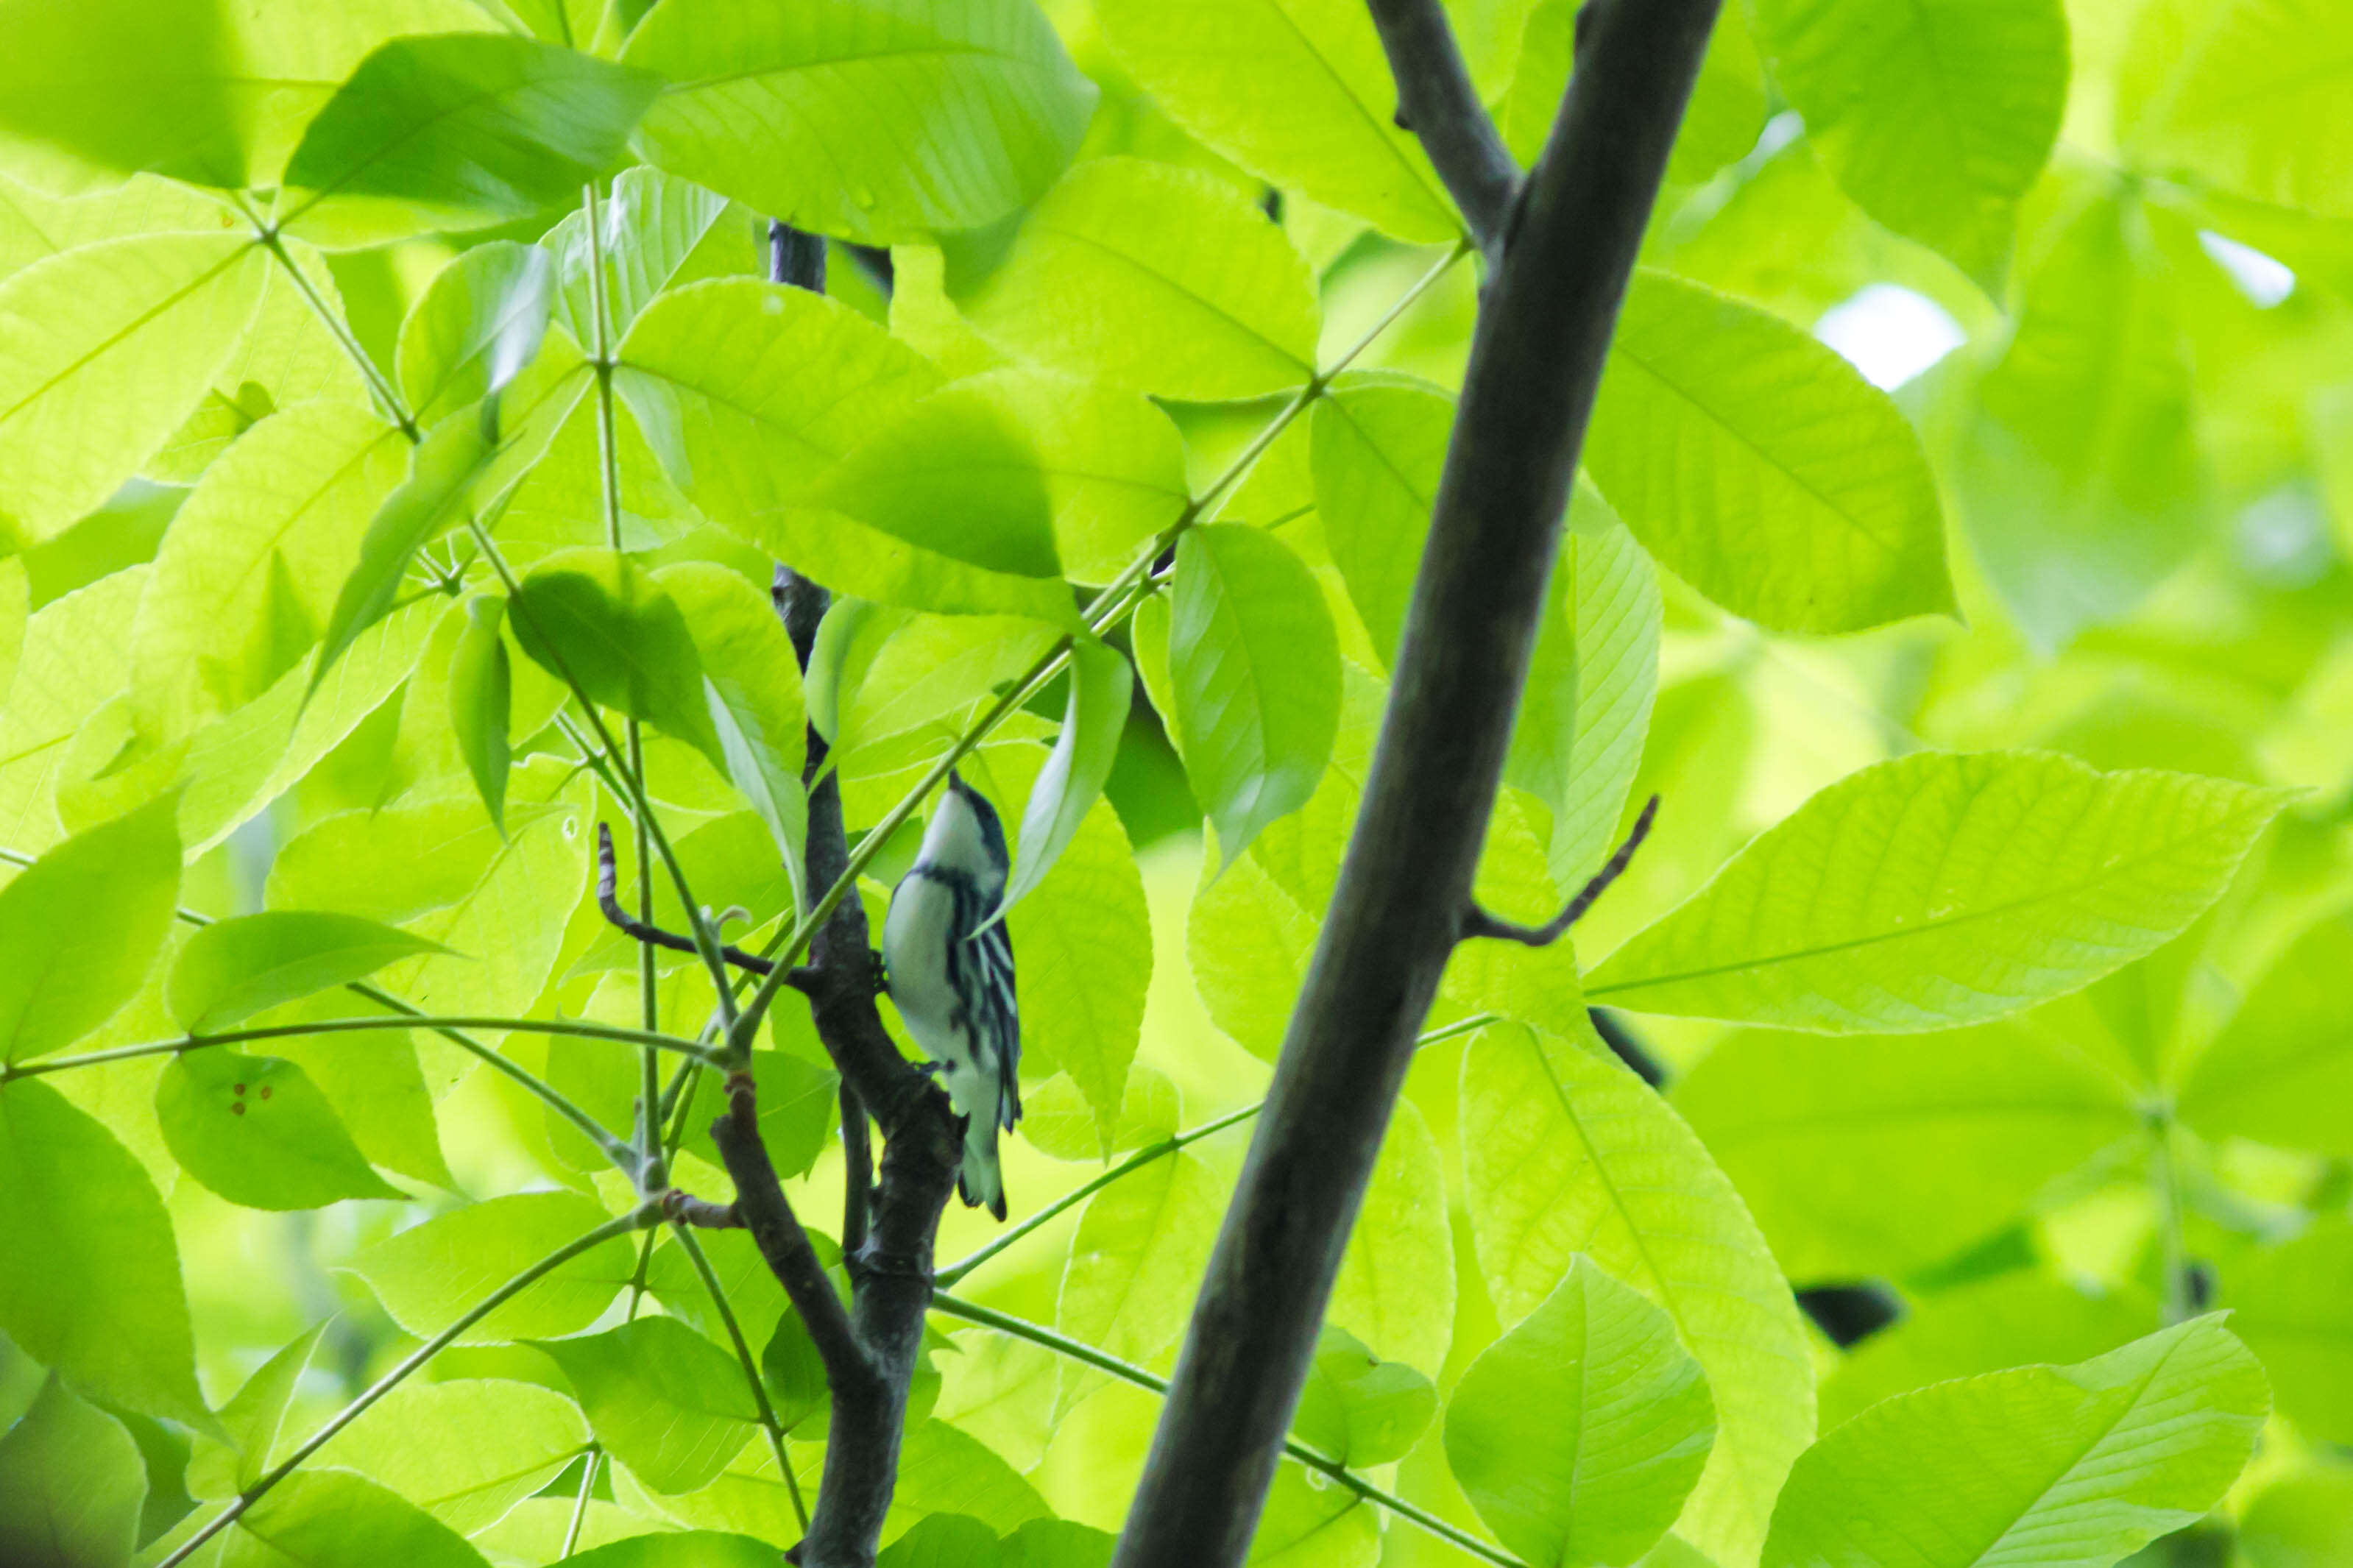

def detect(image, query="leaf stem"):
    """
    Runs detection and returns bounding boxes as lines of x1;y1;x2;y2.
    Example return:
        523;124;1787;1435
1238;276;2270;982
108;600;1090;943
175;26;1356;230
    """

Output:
927;1292;1518;1568
156;1207;656;1567
669;1222;811;1530
935;1012;1495;1287
234;196;420;440
0;1014;720;1082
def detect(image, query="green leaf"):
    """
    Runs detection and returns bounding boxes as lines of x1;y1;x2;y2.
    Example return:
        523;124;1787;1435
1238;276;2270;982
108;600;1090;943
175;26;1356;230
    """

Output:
128;402;409;747
166;910;447;1034
623;0;1094;244
1169;525;1341;867
838;614;1057;762
958;157;1320;401
762;1311;830;1433
882;1514;1001;1568
543;166;731;347
677;1047;837;1181
1759;1318;2268;1568
1094;0;1459;243
333;1378;591;1534
1058;1151;1224;1367
937;370;1188;587
1002;1519;1117;1568
0;1376;146;1568
450;595;514;832
0;234;265;545
315;402;501;694
1446;1255;1716;1568
1309;375;1450;673
0;0;248;188
1955;191;2209;651
810;379;1068;583
509;546;718;761
2180;909;2353;1155
1582;271;1953;634
1248;1466;1378;1568
1672;1023;2144;1280
1327;1098;1453;1377
1819;1274;2156;1430
0;1079;209;1428
2242;1469;2353;1568
281;34;660;244
233;1469;494;1568
2117;0;2353;218
1293;1326;1435;1469
1460;1021;1814;1567
157;1049;404;1208
1751;0;2067;288
2219;1219;2353;1444
188;1322;326;1498
1532;511;1660;887
999;637;1132;920
397;241;556;428
0;795;180;1064
344;1191;632;1343
654;563;808;882
1586;751;2287;1032
560;1533;784;1568
1504;1;1767;186
537;1317;758;1494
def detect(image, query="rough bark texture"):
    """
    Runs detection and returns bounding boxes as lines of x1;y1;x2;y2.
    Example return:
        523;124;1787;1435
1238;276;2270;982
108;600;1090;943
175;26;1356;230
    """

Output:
1108;4;1725;1565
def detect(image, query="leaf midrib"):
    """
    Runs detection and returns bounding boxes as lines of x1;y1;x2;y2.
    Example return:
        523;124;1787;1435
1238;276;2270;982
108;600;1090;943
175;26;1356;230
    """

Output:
1588;803;2270;1001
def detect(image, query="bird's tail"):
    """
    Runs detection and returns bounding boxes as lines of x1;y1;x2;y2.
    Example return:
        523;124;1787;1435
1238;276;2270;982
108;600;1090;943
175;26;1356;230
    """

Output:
958;1115;1007;1221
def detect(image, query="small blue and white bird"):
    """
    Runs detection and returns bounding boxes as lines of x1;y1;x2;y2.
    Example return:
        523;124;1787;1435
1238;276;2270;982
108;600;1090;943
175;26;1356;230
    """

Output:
881;773;1022;1220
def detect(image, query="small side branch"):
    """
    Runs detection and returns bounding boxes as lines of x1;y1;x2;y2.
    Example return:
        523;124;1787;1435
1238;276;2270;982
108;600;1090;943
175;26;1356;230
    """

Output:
1462;795;1659;946
708;1069;870;1388
596;823;817;983
1366;0;1522;247
661;1189;745;1230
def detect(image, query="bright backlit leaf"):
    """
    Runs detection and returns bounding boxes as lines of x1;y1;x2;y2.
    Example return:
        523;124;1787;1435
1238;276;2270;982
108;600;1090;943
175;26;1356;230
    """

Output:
232;1468;495;1568
959;157;1322;402
157;1048;403;1209
0;233;263;545
509;545;719;762
0;1377;146;1568
1586;751;2285;1033
344;1191;632;1344
537;1317;760;1494
1094;0;1460;242
1582;271;1953;634
1752;0;2068;289
1169;525;1341;868
0;1079;209;1427
2180;911;2353;1157
281;34;659;244
167;910;445;1034
1673;1024;2144;1280
1000;636;1132;920
0;795;180;1064
623;0;1096;245
1760;1319;2268;1568
2219;1220;2353;1444
1058;1152;1224;1369
450;595;514;832
1461;1021;1814;1567
1309;374;1450;673
397;241;556;428
1446;1255;1716;1568
334;1379;590;1534
655;562;808;884
1294;1326;1435;1469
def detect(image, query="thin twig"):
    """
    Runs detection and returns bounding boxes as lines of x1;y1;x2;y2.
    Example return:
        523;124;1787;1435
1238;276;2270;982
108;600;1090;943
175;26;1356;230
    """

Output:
1461;795;1659;946
594;823;790;979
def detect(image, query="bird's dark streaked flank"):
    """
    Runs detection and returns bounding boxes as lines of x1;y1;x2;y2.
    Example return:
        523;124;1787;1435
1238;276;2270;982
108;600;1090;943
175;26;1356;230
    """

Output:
880;773;1022;1220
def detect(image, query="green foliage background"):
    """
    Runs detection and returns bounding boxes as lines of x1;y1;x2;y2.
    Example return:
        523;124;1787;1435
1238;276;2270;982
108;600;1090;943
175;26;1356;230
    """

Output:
0;0;2349;1566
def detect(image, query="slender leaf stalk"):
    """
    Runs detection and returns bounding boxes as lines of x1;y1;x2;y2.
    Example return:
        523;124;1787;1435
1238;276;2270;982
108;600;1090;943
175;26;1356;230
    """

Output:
927;1292;1518;1568
156;1209;655;1567
937;1011;1499;1288
0;1013;716;1081
670;1223;812;1530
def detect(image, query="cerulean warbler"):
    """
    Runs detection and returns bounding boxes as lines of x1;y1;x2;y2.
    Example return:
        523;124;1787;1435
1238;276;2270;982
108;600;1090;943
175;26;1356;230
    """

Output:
881;773;1022;1220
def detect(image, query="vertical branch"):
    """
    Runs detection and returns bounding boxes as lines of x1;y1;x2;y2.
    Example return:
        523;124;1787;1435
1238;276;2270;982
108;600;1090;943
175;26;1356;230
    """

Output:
1108;5;1725;1567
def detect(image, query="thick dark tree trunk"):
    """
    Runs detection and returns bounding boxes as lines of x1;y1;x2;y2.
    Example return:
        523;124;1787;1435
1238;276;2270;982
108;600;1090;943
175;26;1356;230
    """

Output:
1109;4;1725;1564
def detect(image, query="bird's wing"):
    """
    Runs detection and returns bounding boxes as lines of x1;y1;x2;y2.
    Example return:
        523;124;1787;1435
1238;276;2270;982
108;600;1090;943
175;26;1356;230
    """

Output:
973;915;1019;1128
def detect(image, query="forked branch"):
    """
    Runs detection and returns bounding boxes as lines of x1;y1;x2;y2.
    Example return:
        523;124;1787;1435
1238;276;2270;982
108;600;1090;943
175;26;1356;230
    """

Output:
1367;0;1522;246
1461;794;1659;946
